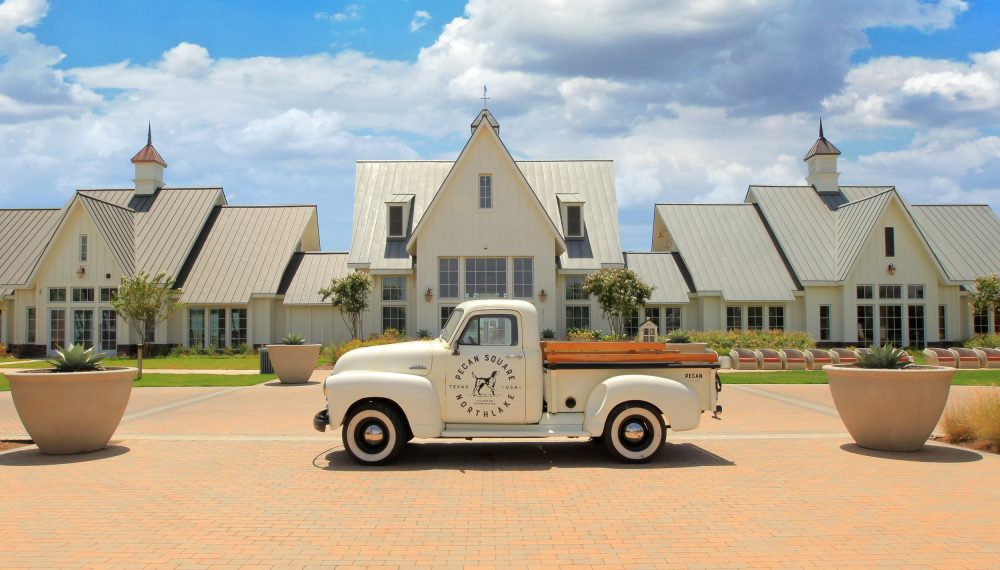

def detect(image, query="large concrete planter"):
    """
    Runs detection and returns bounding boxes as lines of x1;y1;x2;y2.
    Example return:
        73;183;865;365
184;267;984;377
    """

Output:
265;344;321;384
4;367;136;454
823;364;955;452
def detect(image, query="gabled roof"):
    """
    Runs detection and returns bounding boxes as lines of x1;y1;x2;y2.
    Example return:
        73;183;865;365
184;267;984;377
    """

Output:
910;205;1000;282
282;252;350;305
835;191;893;280
0;209;61;287
654;204;797;301
181;206;317;304
623;252;691;304
78;194;136;275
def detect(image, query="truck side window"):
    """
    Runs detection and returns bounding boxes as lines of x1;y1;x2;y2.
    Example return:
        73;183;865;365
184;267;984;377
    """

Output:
458;315;518;347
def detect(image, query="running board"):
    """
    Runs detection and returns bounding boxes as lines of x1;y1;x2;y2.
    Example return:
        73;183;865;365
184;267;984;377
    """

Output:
441;413;591;439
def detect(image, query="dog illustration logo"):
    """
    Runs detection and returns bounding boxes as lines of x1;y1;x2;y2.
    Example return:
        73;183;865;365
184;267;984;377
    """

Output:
472;371;498;396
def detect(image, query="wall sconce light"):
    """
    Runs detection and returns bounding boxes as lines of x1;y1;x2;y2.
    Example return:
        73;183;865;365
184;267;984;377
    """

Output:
76;266;86;279
887;264;896;275
538;289;547;303
424;288;433;302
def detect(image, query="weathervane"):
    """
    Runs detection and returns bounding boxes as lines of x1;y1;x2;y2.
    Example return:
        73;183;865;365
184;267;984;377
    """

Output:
481;84;490;109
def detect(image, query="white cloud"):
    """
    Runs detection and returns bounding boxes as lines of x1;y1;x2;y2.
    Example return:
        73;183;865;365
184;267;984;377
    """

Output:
410;10;431;32
315;4;362;23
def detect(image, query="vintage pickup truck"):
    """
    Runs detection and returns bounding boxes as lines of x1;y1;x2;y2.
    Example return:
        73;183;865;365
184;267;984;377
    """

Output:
314;300;721;465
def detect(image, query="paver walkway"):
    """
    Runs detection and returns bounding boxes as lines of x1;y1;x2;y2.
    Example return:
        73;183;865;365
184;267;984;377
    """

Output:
1;378;997;568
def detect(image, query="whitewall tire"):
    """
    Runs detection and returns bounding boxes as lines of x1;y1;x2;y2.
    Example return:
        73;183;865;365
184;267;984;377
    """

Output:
342;402;407;466
603;402;666;463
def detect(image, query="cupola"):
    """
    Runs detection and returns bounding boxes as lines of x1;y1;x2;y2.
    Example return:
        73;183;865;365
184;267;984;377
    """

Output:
804;119;840;194
131;124;167;196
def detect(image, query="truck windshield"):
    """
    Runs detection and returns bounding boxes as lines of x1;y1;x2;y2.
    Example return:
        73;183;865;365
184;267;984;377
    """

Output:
438;309;464;341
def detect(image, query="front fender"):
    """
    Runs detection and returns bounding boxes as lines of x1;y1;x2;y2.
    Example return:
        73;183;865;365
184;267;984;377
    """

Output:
325;371;444;438
583;375;702;436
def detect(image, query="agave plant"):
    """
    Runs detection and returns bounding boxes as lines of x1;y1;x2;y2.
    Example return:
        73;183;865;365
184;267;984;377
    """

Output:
48;344;107;372
856;344;909;369
282;333;306;345
666;329;692;343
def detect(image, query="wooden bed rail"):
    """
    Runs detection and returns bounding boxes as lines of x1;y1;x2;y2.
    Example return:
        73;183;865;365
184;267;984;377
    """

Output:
540;341;718;364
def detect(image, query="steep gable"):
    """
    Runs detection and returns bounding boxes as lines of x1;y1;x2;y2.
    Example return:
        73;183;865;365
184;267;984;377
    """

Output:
910;205;1000;282
0;209;61;287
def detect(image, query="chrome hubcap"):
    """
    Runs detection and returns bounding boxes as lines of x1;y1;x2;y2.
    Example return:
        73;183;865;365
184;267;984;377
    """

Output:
623;421;646;443
363;424;385;445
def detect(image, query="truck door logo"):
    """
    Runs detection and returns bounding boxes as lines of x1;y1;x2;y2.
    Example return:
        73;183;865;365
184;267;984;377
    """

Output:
450;355;520;418
472;371;498;396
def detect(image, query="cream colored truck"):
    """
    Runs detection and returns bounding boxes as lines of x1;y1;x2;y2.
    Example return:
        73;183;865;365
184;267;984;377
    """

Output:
313;300;722;465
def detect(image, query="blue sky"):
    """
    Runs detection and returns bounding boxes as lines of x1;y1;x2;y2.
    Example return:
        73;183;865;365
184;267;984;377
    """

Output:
2;0;999;252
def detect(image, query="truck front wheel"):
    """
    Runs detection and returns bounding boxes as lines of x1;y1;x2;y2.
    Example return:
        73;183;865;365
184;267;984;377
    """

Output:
603;402;666;463
342;402;407;466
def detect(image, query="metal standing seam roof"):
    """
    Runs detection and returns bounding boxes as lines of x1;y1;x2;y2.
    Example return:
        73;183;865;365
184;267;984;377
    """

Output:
655;204;797;302
78;194;136;275
909;205;1000;282
623;252;691;304
77;188;226;278
181;206;317;304
0;209;61;287
834;191;893;280
282;252;351;305
348;160;623;271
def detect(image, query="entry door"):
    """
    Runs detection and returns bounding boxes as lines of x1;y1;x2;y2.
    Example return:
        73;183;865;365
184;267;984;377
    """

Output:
72;309;94;350
444;313;527;424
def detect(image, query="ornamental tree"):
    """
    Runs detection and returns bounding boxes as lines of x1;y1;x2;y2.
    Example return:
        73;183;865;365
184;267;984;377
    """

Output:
970;273;1000;322
582;268;654;339
110;272;183;379
319;271;374;340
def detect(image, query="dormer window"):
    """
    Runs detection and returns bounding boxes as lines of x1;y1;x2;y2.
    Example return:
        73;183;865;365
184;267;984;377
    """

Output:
566;205;583;238
388;205;405;238
479;175;492;209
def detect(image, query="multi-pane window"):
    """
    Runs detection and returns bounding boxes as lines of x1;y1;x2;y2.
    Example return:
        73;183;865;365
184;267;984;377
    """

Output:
72;309;94;348
884;227;895;257
664;307;681;332
440;306;457;330
907;285;924;299
382;277;406;301
145;318;156;344
189;309;205;348
100;287;118;302
565;276;588;300
49;309;65;350
747;306;764;331
624;309;640;338
79;234;88;262
438;258;459;298
566;306;590;330
72;288;95;302
857;306;874;346
819;305;831;341
513;257;533;298
726;306;742;331
100;309;117;352
479;175;492;209
26;307;36;344
465;257;507;298
382;306;406;333
209;309;226;349
995;308;1000;333
879;305;902;347
459;315;517;346
644;308;661;334
230;309;247;348
908;305;925;349
387;205;404;238
973;308;989;334
768;306;785;331
938;305;946;341
856;285;873;299
878;285;901;299
566;205;583;238
49;288;67;302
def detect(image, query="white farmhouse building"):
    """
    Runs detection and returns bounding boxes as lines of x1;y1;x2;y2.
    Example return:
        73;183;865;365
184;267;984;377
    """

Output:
2;113;999;356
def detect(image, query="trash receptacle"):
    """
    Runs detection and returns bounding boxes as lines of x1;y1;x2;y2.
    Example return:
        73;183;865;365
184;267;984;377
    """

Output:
259;347;273;374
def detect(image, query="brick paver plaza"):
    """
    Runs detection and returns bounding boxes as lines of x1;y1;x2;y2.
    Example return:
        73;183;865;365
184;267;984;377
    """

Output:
1;375;997;568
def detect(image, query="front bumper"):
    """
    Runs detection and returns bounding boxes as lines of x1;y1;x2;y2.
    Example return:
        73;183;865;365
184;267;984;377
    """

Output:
313;408;330;432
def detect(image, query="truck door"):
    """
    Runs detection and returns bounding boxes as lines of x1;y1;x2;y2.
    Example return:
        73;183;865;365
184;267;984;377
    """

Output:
445;312;527;424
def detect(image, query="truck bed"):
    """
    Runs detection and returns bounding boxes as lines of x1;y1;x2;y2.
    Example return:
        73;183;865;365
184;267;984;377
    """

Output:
540;341;718;366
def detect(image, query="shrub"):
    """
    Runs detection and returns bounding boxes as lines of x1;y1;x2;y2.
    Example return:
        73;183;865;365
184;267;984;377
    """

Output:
330;330;407;363
566;328;602;341
686;329;814;354
666;329;691;343
282;333;306;345
417;329;431;339
0;343;9;358
857;345;908;369
48;345;106;372
940;389;1000;454
965;334;1000;349
541;329;556;339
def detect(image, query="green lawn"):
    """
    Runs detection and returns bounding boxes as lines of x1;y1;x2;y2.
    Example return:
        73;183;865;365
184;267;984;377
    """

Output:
105;354;262;370
0;373;275;391
723;369;1000;386
0;360;50;369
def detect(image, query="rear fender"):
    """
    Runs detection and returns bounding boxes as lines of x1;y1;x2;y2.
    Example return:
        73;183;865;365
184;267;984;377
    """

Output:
583;374;701;436
325;371;444;437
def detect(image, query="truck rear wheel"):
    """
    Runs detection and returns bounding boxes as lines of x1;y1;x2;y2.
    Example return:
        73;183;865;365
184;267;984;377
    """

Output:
603;402;666;463
342;402;407;466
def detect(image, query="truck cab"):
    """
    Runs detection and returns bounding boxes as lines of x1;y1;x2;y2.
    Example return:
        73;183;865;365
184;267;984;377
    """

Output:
315;300;720;465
